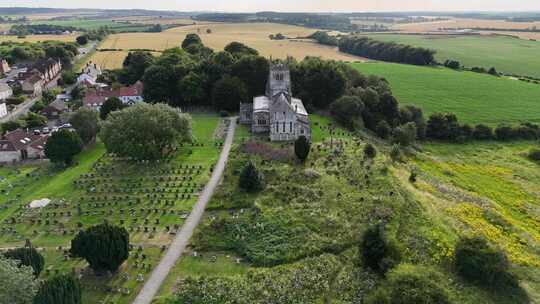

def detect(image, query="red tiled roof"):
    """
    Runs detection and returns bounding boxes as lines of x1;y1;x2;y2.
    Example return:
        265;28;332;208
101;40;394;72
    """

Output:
118;81;143;97
4;129;46;151
0;140;17;152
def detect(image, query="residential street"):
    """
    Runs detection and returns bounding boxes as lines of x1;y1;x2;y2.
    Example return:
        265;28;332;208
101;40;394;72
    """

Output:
132;117;237;304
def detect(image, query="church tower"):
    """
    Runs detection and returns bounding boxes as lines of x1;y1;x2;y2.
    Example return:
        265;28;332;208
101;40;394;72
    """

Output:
266;62;292;98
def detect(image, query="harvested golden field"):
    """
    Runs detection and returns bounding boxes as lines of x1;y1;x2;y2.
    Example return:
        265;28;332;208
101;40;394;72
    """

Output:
85;51;161;70
91;22;363;68
0;34;78;43
393;18;540;40
112;16;212;25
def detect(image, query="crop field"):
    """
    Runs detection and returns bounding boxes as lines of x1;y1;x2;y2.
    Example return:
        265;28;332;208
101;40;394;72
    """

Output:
88;22;363;69
0;114;222;304
353;62;540;125
362;33;540;78
29;19;155;32
405;141;540;301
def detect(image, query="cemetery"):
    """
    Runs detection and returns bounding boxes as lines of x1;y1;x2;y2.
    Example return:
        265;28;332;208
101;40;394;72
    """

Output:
0;114;223;304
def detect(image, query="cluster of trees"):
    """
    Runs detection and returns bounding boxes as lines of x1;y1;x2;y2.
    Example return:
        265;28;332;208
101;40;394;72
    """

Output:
425;112;540;142
9;24;78;36
444;59;499;76
0;41;77;66
309;31;339;46
0;244;82;304
339;36;436;65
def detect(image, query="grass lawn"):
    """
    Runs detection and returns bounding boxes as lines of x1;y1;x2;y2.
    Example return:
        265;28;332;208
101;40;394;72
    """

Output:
353;62;540;125
363;34;540;78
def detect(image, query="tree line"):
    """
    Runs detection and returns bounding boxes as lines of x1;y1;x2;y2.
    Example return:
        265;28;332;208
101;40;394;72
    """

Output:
338;36;436;65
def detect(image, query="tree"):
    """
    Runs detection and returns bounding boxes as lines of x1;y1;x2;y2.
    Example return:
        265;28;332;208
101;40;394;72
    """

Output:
444;59;461;69
488;67;499;76
70;223;129;274
426;112;460;141
99;97;125;120
212;76;248;112
45;130;83;165
239;161;265;193
75;35;88;45
364;143;377;159
3;246;44;277
329;95;364;130
182;33;202;49
454;236;511;287
0;255;38;304
294;136;310;161
33;275;81;304
100;103;192;160
24;112;47;128
2;120;23;133
360;224;401;275
120;51;154;85
390;144;402;163
495;124;515;141
61;71;77;85
392;122;417;147
69;107;99;145
365;264;451;304
224;42;259;57
230;55;269;97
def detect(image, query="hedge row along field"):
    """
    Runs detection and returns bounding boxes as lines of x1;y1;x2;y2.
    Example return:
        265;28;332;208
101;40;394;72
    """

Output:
353;62;540;125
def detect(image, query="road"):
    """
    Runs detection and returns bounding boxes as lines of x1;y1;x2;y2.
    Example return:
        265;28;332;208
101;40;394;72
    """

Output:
132;117;237;304
0;95;39;124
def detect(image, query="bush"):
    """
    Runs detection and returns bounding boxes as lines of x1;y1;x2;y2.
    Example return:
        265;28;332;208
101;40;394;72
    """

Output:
76;35;88;45
473;124;493;140
364;143;377;159
61;70;77;85
329;95;364;130
495;124;515;141
426;112;460;141
239;161;265;193
390;144;401;162
528;149;540;162
99;97;125;120
365;264;451;304
3;247;44;277
2;120;23;133
454;236;511;287
360;224;401;275
392;122;416;147
376;120;391;139
24;112;47;128
294;136;310;161
34;275;81;304
70;223;129;273
444;59;461;69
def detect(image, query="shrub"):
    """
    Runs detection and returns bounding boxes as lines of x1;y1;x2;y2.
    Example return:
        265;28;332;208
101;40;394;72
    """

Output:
34;274;81;304
495;124;515;141
392;122;416;147
528;149;540;162
99;97;125;120
444;59;461;69
239;161;265;193
364;143;377;159
70;223;129;274
294;136;310;161
360;224;401;275
365;264;451;304
3;247;44;277
329;95;364;130
473;124;493;140
376;120;391;139
426;112;460;141
76;35;88;45
454;236;510;287
390;144;401;162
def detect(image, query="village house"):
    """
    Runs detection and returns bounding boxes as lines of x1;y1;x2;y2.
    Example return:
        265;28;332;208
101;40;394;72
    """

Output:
19;58;62;95
0;59;10;75
22;74;44;96
41;99;68;119
0;83;12;118
0;129;49;163
240;61;311;141
83;81;144;110
77;61;102;85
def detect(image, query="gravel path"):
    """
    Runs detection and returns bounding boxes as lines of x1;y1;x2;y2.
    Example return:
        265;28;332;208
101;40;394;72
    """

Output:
132;117;237;304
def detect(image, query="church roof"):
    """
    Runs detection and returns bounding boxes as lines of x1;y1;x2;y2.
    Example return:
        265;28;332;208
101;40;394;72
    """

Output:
253;96;270;113
291;98;308;116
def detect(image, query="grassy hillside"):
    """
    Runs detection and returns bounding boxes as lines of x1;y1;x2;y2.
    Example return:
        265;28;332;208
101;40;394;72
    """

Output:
353;62;540;125
363;34;540;78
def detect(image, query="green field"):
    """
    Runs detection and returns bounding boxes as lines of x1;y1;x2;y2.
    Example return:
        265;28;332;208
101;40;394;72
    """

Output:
30;19;154;32
363;34;540;78
353;62;540;124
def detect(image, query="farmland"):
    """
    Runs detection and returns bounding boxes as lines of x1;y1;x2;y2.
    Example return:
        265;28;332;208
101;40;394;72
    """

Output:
353;62;540;124
0;34;77;43
87;22;363;69
0;114;223;304
362;34;540;78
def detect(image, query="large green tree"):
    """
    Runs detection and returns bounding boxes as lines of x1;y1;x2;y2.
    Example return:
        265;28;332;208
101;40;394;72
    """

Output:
0;255;38;304
100;103;192;160
224;42;259;58
70;223;129;274
33;275;81;304
294;136;310;161
3;247;45;277
239;161;265;193
99;97;125;120
69;107;99;145
44;130;83;165
329;95;364;130
120;51;154;85
231;55;269;97
212;76;248;112
182;33;202;49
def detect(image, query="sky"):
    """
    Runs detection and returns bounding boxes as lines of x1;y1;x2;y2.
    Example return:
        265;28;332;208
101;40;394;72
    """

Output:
2;0;540;12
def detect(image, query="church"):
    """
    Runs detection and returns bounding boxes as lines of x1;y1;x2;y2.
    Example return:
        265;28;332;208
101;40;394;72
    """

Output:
239;61;311;141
